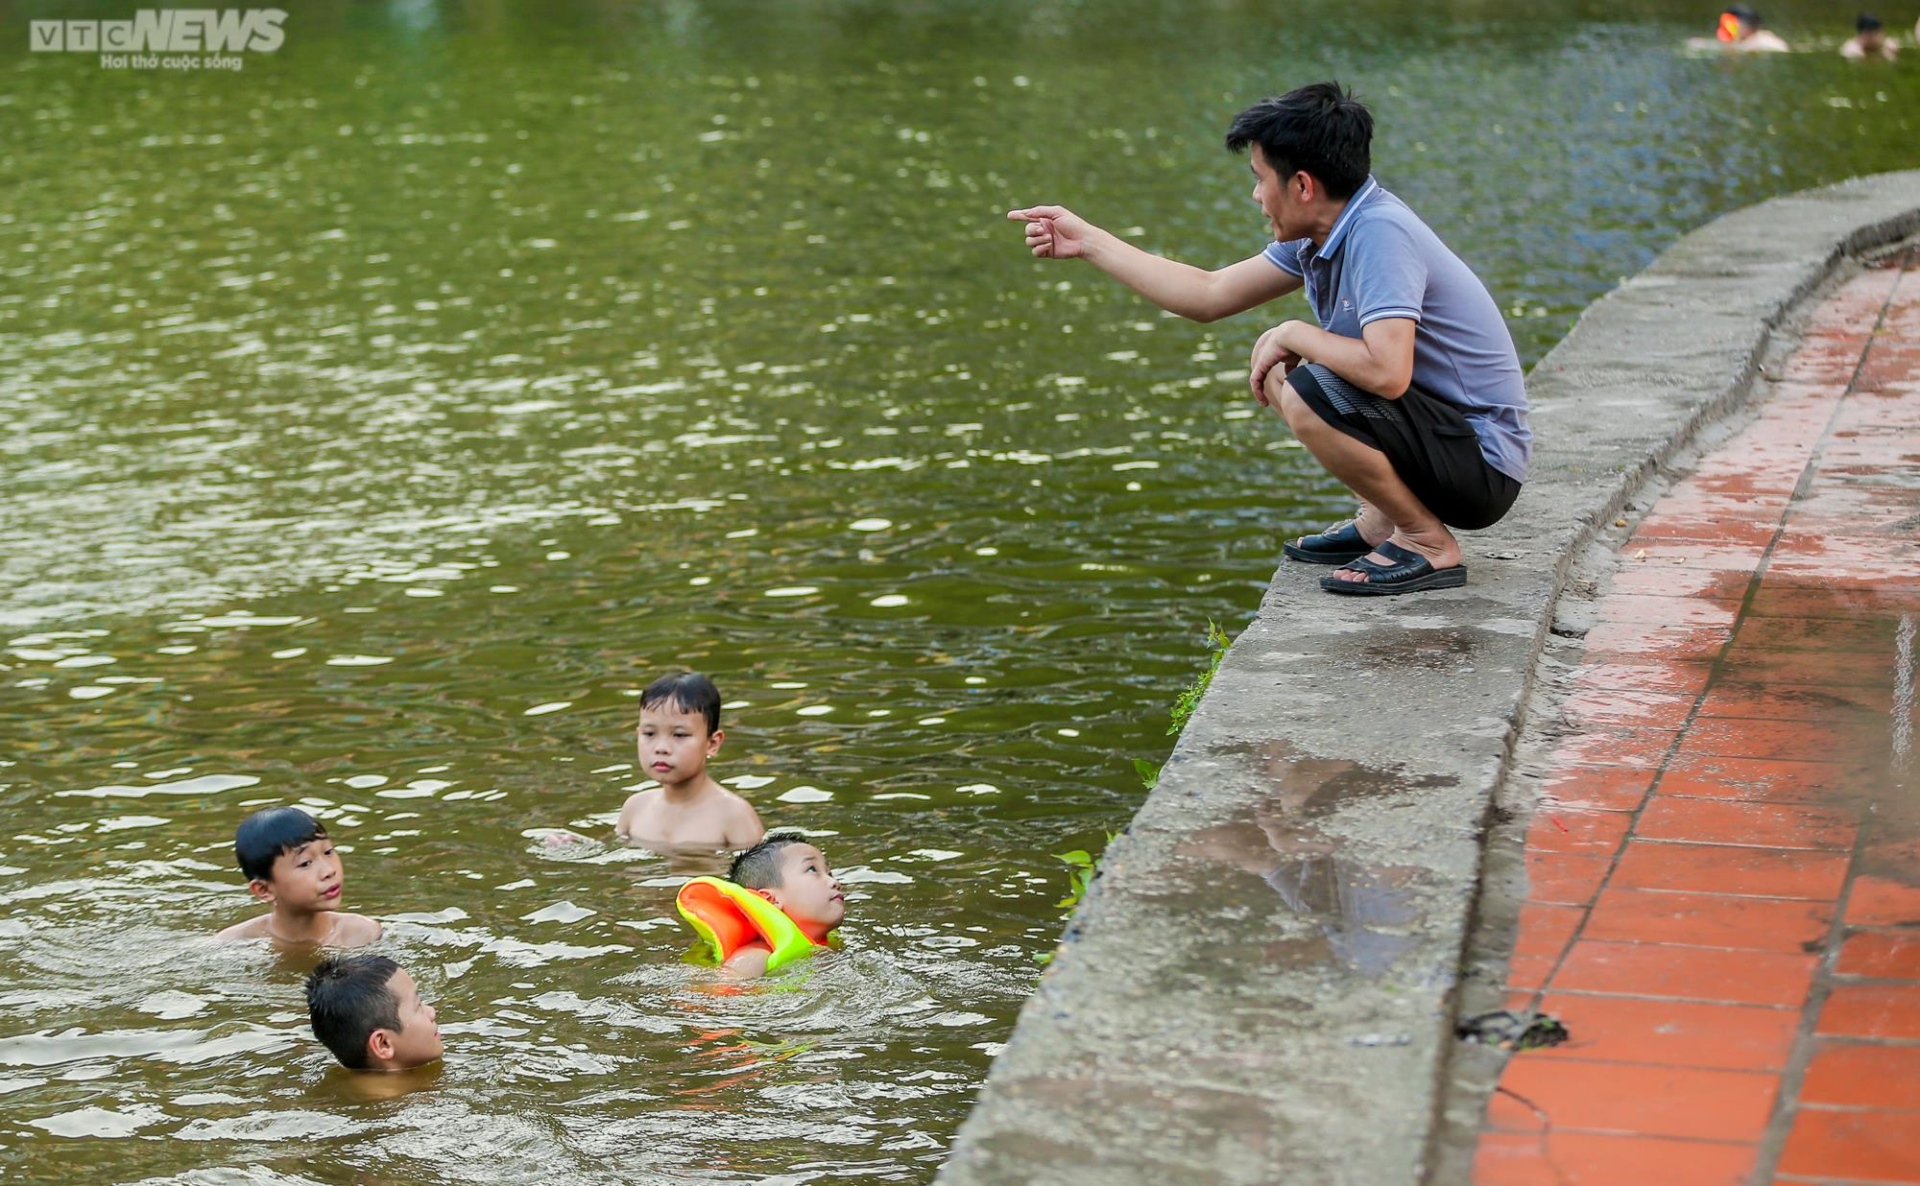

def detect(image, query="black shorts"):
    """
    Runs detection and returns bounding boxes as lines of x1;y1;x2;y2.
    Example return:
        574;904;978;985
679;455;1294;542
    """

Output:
1285;363;1522;531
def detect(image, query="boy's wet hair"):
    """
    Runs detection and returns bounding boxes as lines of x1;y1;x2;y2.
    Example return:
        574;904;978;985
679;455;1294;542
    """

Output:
305;954;401;1070
1857;12;1884;32
728;830;812;890
640;671;722;735
235;806;328;883
1724;4;1762;25
1225;81;1372;201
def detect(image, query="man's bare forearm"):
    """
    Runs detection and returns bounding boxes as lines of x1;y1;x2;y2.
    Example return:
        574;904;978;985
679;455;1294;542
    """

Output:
1078;228;1241;323
1281;320;1415;397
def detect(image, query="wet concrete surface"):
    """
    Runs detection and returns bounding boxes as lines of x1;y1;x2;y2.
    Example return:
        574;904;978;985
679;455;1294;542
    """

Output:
940;171;1920;1186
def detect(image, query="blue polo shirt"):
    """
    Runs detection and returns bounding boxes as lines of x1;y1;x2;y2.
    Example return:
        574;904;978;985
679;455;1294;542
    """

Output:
1265;178;1531;482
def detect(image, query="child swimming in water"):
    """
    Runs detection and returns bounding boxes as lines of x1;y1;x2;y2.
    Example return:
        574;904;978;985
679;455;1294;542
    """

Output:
616;672;766;851
306;954;443;1071
1840;13;1897;59
1691;4;1791;51
215;806;381;947
678;832;846;980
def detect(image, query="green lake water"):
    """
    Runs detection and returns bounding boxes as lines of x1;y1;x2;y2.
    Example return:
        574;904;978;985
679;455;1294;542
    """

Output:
1;1;1915;1182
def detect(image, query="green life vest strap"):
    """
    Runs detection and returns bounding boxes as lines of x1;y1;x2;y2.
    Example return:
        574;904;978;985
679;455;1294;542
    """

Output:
676;876;825;973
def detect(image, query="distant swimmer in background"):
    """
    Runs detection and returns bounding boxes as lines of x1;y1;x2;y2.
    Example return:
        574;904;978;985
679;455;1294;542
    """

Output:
1841;13;1898;58
216;807;382;947
1690;5;1791;52
616;672;765;852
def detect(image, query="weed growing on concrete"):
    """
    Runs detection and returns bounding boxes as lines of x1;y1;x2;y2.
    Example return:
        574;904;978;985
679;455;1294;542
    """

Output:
1134;619;1233;791
1033;834;1116;967
1052;840;1111;915
1168;619;1231;735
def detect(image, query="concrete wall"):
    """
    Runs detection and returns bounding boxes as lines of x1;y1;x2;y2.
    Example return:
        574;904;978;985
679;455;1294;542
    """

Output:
938;170;1920;1186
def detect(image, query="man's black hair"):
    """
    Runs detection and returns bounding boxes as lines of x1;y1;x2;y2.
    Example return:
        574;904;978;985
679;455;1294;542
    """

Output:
1224;82;1372;201
1857;12;1884;32
728;830;812;889
305;954;402;1070
1724;4;1762;25
640;671;722;735
234;806;328;883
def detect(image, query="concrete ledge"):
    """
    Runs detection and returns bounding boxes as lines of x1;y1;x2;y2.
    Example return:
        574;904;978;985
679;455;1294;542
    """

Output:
937;169;1920;1186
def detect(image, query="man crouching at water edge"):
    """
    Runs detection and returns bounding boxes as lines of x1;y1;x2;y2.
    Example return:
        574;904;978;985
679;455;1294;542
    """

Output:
1008;82;1531;597
306;954;444;1071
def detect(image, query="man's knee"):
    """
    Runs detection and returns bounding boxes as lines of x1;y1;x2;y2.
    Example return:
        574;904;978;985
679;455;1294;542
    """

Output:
1270;371;1320;435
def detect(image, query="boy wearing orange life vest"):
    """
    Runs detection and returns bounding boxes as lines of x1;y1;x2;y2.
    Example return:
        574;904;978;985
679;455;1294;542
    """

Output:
616;672;765;852
678;833;846;980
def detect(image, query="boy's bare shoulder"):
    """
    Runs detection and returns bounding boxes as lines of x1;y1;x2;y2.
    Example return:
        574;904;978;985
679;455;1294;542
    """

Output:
617;787;663;828
720;792;765;845
713;783;757;809
621;787;664;809
719;942;773;981
330;912;383;947
215;915;271;942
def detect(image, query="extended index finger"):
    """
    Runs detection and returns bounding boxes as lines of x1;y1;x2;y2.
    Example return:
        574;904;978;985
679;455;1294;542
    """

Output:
1006;205;1064;222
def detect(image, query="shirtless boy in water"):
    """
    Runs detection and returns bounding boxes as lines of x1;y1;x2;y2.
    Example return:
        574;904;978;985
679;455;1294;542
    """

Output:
216;807;381;947
616;672;765;851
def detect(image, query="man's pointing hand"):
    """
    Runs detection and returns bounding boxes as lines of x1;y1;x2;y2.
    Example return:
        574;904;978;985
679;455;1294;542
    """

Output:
1007;205;1092;260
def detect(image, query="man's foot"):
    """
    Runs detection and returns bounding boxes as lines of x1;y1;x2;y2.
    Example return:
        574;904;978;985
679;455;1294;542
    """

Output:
1322;528;1462;589
1320;541;1467;596
1284;520;1371;564
1284;509;1393;565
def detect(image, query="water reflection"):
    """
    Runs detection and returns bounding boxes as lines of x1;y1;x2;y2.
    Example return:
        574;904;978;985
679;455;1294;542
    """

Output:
1173;746;1447;979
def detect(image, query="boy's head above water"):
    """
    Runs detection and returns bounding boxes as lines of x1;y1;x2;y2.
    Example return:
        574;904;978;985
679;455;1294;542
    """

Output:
219;807;380;946
728;832;845;939
236;807;338;905
306;954;443;1072
641;671;721;733
636;671;724;786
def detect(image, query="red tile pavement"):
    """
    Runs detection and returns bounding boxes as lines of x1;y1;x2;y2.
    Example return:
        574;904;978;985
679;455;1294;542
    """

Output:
1550;940;1816;1007
1475;1131;1760;1186
1834;930;1920;979
1538;764;1659;812
1487;1060;1778;1141
1526;993;1801;1072
1473;251;1920;1185
1776;1110;1920;1182
1797;1042;1920;1110
1816;984;1920;1041
1581;888;1832;953
1845;876;1920;927
1631;799;1857;852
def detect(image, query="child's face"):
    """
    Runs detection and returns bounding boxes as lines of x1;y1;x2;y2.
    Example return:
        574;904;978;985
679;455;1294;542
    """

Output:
766;843;845;932
636;701;722;787
374;969;443;1069
252;837;344;912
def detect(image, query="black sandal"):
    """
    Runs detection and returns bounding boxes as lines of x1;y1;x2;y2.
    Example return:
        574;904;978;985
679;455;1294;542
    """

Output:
1319;541;1467;596
1283;520;1372;565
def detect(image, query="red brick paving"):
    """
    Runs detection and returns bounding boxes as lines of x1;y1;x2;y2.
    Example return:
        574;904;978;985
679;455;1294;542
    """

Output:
1472;250;1920;1185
